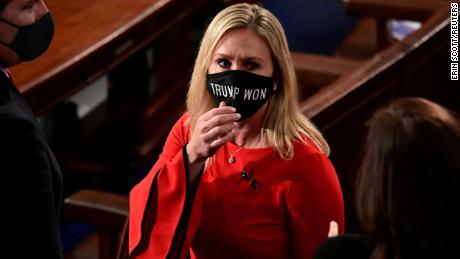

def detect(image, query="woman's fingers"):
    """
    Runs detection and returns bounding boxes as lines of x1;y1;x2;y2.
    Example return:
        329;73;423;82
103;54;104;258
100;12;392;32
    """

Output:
327;221;339;238
189;102;239;161
203;122;237;142
201;105;236;121
209;129;234;149
201;113;240;133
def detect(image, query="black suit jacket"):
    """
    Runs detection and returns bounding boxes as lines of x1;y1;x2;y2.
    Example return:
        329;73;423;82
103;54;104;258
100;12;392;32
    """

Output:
0;70;63;259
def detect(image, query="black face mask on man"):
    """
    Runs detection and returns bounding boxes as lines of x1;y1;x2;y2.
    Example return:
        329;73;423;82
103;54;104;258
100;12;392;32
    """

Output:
0;12;55;62
206;70;274;121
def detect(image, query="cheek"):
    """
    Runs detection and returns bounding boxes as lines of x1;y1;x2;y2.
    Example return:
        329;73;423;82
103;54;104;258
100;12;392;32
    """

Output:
11;13;36;27
0;45;20;66
0;23;18;44
258;63;274;78
208;63;223;74
266;66;275;77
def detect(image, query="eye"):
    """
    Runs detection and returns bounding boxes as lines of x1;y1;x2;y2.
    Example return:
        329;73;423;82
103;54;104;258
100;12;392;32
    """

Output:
246;62;260;70
22;1;36;11
217;58;231;68
22;4;34;10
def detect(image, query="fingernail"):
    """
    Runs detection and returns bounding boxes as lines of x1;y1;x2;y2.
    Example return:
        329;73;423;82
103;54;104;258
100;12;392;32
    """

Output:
236;113;241;119
231;107;236;112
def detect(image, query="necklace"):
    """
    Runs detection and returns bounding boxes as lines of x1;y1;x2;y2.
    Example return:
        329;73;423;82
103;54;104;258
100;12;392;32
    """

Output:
228;134;260;164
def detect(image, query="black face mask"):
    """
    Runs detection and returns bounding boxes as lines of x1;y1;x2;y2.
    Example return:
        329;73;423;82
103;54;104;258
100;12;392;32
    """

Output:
206;70;274;121
0;12;55;62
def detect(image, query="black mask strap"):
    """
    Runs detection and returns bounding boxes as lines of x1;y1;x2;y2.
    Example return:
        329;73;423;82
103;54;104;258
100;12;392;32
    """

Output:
0;18;19;28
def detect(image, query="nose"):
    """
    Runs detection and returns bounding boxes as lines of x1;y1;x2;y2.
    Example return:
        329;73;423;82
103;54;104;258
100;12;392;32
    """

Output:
35;0;50;20
232;62;245;71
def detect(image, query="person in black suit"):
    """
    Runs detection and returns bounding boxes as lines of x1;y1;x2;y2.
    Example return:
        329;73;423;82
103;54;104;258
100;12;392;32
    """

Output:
314;98;460;259
0;0;63;258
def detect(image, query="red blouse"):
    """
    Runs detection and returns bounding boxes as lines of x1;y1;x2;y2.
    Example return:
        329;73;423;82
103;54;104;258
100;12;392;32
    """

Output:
129;113;344;258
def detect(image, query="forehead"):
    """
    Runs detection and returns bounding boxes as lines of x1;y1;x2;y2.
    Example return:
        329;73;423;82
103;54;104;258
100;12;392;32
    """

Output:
213;28;272;59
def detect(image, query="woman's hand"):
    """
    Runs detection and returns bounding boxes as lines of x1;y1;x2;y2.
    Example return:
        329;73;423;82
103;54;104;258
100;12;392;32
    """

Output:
327;221;339;238
186;102;240;164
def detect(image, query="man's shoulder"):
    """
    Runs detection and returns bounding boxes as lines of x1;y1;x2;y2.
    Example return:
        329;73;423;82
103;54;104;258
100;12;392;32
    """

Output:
0;96;31;123
0;80;32;122
0;79;11;106
0;115;37;141
0;99;38;143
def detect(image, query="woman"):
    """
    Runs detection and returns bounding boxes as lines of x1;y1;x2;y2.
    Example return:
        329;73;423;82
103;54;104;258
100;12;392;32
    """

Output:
130;3;344;258
314;98;460;259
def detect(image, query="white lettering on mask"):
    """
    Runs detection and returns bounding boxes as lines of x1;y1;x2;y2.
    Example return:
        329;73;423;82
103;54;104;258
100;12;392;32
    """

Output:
210;83;240;99
210;83;216;94
244;88;267;100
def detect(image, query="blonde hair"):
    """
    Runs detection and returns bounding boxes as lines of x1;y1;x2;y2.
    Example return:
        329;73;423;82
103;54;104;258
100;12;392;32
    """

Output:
186;3;330;159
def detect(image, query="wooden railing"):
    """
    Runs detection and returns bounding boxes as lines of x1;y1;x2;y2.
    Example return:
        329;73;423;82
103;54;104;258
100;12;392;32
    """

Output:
10;0;208;116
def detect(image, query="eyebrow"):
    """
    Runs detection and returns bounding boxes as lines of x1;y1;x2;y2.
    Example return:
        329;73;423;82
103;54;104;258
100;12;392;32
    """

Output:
214;53;264;62
23;0;38;6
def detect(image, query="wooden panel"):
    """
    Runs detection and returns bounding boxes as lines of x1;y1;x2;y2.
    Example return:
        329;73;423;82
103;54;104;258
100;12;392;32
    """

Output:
65;233;99;259
334;18;378;60
302;4;452;120
9;0;207;115
133;78;187;169
291;52;363;98
64;189;128;231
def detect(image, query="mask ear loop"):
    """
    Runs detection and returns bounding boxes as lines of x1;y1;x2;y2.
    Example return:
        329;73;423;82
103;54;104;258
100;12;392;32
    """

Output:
0;18;19;28
0;41;11;48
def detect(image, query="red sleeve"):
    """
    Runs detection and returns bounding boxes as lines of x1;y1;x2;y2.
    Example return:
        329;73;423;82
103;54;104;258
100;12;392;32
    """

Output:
129;113;198;258
286;145;344;259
